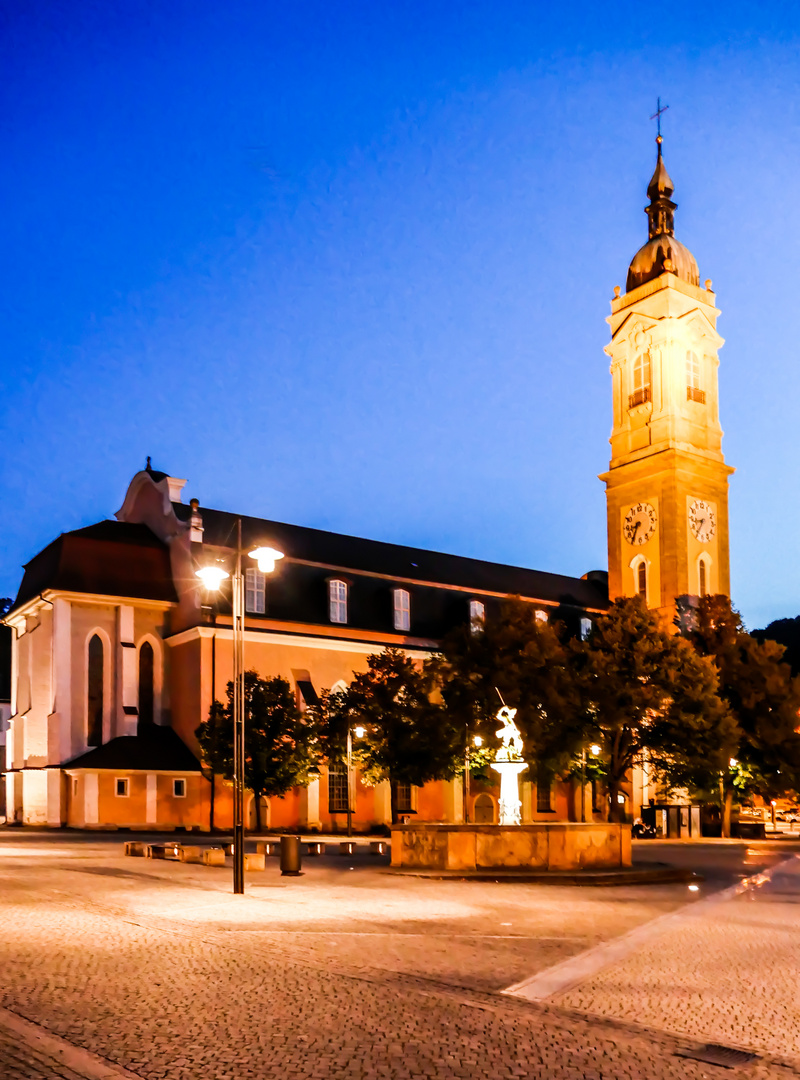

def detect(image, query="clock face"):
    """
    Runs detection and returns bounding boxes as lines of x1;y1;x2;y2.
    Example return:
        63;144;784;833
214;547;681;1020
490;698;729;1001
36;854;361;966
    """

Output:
623;502;657;546
689;499;716;543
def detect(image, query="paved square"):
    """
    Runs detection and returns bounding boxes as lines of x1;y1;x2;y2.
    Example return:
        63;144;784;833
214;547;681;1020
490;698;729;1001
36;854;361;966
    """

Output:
1;832;798;1079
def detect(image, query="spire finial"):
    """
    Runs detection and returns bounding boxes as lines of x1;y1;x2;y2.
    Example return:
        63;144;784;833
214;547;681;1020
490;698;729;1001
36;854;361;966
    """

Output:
146;455;152;472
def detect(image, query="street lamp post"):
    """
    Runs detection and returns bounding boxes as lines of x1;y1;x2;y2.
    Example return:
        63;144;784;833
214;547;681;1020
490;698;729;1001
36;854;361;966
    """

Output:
346;724;365;838
464;733;482;824
196;523;284;895
581;743;601;823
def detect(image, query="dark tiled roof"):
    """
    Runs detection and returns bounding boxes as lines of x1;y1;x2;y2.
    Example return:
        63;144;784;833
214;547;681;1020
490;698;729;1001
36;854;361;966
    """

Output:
9;521;178;614
63;726;201;772
178;504;608;611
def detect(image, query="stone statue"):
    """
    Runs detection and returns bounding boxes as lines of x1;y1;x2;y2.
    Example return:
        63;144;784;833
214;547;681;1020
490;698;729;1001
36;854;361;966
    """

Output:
495;705;524;762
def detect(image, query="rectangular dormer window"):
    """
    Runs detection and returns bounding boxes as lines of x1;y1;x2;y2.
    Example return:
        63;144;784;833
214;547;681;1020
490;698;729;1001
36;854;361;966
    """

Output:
393;588;410;632
245;568;266;614
115;778;129;798
329;579;348;624
469;599;485;634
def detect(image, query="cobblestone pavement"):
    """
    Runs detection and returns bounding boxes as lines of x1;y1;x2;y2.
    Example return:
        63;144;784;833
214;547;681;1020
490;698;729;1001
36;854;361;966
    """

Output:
556;854;800;1062
1;833;798;1079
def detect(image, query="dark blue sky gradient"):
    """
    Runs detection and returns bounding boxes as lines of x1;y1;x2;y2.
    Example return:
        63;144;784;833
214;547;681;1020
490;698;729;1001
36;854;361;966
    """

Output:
2;2;800;627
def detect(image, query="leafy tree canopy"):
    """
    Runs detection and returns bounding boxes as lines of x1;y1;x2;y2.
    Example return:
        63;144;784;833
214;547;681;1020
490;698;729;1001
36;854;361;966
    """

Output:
319;649;463;821
195;671;316;831
429;598;582;773
574;596;737;820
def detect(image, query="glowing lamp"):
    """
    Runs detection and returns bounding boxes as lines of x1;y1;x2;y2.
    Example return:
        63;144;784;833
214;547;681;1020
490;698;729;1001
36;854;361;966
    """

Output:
196;566;230;591
353;726;366;738
473;735;483;748
248;546;284;573
730;757;738;768
589;744;601;757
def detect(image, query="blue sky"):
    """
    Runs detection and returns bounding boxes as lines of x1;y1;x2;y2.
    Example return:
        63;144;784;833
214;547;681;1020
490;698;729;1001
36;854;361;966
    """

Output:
2;1;800;628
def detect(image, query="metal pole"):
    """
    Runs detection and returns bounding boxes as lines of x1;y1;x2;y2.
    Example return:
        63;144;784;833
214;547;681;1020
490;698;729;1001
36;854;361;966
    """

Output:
580;747;586;823
346;726;353;838
464;727;470;824
232;519;245;894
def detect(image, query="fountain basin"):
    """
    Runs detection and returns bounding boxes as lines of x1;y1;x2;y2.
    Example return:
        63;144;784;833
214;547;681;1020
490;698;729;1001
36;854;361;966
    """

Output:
390;822;631;871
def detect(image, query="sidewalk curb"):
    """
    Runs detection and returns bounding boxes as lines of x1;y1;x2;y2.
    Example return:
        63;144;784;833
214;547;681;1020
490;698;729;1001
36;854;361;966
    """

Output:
0;1007;142;1080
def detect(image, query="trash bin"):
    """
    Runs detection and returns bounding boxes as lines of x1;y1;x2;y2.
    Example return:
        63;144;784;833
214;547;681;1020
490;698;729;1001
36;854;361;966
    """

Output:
280;835;302;876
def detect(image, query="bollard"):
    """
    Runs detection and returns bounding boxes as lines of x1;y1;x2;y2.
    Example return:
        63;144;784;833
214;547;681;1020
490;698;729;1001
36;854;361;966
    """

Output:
124;841;145;857
203;848;226;867
244;853;266;872
280;835;302;876
256;841;279;857
369;841;387;856
305;841;324;856
339;841;356;856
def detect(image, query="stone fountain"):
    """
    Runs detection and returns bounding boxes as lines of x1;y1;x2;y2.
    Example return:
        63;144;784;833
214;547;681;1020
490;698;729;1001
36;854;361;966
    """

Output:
390;704;631;872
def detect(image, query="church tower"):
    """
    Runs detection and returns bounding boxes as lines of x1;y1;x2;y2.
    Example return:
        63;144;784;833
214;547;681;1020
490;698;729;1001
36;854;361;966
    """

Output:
600;134;733;621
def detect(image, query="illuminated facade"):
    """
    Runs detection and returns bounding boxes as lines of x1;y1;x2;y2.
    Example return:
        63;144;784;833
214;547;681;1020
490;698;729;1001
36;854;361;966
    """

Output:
3;465;606;829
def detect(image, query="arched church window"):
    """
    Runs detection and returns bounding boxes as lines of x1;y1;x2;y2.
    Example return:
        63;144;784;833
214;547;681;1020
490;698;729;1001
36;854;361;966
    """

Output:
686;350;705;403
629;353;651;409
87;635;104;747
138;641;154;729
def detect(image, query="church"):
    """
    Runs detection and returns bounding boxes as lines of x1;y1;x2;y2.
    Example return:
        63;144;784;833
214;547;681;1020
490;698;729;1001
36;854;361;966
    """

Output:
2;133;731;831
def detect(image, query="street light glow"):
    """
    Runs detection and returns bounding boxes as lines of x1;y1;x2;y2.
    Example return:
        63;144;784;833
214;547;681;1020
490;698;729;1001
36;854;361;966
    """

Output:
730;757;738;768
473;735;483;747
248;546;285;573
195;565;230;590
354;725;366;738
590;744;601;756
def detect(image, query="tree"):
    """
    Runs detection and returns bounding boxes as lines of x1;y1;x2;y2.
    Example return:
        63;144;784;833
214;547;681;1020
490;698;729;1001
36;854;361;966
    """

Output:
195;672;316;832
679;595;800;835
320;649;463;823
753;616;800;678
429;598;584;777
574;596;737;822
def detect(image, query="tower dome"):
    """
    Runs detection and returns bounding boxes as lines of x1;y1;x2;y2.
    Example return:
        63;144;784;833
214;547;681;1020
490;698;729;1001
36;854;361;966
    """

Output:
626;136;699;292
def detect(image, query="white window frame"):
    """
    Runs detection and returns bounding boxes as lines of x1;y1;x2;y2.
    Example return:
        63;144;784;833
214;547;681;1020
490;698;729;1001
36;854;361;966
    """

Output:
245;567;266;614
393;588;410;632
173;778;186;798
329;579;348;624
115;777;129;798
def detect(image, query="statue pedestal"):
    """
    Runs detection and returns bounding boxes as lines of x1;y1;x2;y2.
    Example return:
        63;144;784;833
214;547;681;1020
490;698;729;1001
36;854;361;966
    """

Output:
390;823;632;871
490;760;528;826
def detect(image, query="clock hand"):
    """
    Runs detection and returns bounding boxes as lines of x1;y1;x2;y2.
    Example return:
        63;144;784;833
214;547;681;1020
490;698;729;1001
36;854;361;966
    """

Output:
630;521;640;542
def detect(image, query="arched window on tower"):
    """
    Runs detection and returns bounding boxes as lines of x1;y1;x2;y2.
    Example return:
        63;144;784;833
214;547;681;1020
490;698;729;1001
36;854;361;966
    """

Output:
87;635;104;747
629;353;651;409
632;557;648;602
686;350;705;403
138;641;154;729
698;555;711;599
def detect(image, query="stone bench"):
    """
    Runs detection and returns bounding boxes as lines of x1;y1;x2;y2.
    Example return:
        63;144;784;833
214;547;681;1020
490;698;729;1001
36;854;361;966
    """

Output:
177;846;205;864
203;847;226;867
145;843;183;860
244;853;265;871
255;841;279;856
305;841;325;856
123;841;146;857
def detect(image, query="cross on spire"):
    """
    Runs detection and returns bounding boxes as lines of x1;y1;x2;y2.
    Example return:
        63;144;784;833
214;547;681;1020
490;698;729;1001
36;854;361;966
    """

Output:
650;97;669;139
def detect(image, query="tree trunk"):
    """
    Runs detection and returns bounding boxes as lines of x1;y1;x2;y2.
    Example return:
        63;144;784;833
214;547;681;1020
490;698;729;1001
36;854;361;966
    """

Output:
254;791;263;833
722;786;734;839
607;778;623;823
390;782;399;826
209;773;216;832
